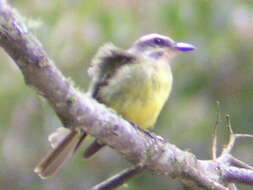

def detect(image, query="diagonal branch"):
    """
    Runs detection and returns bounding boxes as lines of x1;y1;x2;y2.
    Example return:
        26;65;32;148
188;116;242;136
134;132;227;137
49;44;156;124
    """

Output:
91;165;145;190
1;1;253;190
222;166;253;185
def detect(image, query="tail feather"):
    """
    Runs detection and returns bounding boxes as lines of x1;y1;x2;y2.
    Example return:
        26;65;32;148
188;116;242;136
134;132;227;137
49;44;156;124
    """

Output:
84;139;105;158
34;130;86;179
74;132;87;152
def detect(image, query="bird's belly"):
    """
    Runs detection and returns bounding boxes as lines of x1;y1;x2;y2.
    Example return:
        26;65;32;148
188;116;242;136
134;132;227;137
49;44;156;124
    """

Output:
98;63;172;129
109;75;172;129
120;87;170;129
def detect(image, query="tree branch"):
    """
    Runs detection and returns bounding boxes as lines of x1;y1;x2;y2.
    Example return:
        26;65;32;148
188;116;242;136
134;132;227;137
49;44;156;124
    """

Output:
91;165;145;190
223;166;253;185
1;1;253;190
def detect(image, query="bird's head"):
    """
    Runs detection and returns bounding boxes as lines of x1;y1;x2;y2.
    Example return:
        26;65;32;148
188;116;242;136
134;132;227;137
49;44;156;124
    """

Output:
129;33;195;62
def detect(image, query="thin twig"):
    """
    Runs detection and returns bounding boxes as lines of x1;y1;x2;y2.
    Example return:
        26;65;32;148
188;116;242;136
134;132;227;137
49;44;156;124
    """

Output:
212;101;221;160
226;114;234;135
221;114;235;155
91;165;145;190
222;133;253;156
234;134;253;140
229;156;253;170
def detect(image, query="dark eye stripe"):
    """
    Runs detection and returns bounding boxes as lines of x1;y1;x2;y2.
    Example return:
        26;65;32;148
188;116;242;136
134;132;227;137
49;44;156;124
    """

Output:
153;38;164;45
147;38;170;47
136;37;172;49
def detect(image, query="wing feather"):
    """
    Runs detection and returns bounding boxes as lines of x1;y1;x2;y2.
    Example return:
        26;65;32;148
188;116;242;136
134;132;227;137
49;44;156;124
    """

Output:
88;43;137;99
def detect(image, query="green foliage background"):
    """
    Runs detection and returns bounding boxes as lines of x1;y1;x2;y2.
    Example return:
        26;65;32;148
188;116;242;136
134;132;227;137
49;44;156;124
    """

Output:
0;0;253;189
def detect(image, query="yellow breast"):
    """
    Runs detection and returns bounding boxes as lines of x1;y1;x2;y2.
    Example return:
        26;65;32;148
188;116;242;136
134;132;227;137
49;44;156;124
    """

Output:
121;65;172;129
98;61;173;129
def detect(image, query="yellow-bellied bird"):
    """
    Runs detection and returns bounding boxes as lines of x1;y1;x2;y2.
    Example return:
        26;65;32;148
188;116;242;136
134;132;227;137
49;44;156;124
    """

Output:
34;33;195;178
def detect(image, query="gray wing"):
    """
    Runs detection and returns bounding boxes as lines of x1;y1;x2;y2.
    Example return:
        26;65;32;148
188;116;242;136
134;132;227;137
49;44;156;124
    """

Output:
88;43;137;100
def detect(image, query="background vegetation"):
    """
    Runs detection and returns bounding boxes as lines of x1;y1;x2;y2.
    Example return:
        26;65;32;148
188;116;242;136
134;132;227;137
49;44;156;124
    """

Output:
0;0;253;189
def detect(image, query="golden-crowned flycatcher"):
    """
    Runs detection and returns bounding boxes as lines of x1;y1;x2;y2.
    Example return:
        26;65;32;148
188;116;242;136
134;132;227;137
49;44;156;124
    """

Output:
34;33;195;178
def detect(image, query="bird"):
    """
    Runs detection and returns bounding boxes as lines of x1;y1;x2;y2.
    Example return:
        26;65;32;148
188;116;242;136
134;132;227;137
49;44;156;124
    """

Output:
34;33;195;178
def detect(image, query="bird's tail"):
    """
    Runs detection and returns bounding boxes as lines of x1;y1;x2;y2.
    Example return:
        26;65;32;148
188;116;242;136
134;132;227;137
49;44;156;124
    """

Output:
84;139;106;158
34;128;87;179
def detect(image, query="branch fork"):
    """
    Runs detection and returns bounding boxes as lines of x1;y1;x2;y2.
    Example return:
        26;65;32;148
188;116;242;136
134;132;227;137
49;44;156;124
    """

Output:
1;1;253;190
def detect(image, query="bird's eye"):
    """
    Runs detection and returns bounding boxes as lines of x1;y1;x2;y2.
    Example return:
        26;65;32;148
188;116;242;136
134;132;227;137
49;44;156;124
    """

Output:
153;38;164;45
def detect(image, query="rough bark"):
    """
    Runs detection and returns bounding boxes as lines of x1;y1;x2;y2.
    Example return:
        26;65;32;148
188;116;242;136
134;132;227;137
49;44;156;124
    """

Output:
1;1;253;190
